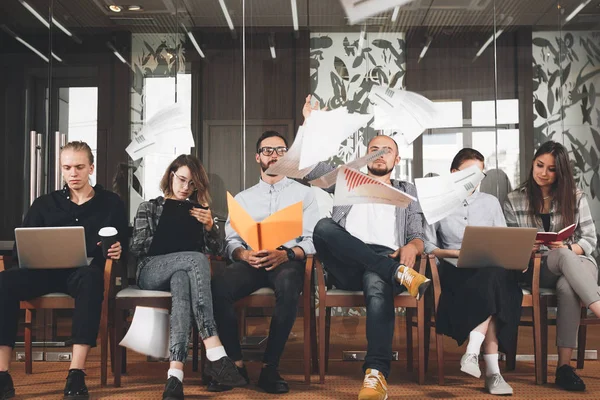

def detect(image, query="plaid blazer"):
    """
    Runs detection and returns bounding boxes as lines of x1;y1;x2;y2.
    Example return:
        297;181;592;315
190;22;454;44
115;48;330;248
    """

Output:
503;186;597;266
306;162;426;247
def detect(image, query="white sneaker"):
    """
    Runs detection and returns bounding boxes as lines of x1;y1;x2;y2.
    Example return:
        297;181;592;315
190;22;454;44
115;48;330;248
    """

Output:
485;373;513;395
460;353;481;378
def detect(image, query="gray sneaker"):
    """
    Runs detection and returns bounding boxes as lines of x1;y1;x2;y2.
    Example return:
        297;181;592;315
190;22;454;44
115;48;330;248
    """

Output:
485;373;513;395
460;353;481;378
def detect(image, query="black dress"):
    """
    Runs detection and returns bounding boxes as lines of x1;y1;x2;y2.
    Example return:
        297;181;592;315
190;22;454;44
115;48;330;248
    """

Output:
435;260;523;353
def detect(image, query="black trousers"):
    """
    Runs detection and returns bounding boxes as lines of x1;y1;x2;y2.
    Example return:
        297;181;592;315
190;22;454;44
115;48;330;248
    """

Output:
312;218;404;378
0;265;104;348
211;260;305;368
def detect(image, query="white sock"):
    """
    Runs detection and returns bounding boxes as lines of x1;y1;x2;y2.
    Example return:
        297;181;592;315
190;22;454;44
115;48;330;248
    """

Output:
168;368;184;382
206;345;228;362
465;331;485;355
483;354;501;377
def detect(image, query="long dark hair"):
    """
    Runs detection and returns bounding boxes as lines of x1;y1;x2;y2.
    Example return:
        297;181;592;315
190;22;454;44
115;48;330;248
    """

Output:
160;155;211;205
521;141;576;226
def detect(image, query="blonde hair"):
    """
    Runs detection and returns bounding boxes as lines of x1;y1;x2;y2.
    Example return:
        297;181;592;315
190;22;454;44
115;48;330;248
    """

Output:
60;141;94;165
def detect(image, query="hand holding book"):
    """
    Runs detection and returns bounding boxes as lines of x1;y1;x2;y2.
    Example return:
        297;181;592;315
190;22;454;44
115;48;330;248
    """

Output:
535;223;576;244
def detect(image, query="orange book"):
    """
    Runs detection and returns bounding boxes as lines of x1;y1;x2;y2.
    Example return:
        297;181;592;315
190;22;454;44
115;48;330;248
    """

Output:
226;192;303;251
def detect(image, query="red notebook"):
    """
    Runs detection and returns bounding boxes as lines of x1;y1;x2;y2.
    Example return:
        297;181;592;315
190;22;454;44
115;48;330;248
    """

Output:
536;224;576;243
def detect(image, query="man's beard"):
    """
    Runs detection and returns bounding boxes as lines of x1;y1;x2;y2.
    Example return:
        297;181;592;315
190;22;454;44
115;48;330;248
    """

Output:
261;160;278;176
368;164;393;177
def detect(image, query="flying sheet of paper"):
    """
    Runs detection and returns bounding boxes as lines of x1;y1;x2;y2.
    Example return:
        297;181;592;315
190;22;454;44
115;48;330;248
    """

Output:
339;0;415;24
120;306;170;359
369;86;437;145
299;108;372;170
414;165;485;224
265;127;317;178
333;166;416;207
227;192;303;250
309;148;388;189
126;103;195;161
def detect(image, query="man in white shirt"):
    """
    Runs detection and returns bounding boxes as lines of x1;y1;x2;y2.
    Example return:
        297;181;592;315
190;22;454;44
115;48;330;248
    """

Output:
304;97;430;400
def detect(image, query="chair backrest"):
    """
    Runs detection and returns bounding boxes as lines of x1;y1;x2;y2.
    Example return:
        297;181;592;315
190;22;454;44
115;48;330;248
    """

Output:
480;168;512;206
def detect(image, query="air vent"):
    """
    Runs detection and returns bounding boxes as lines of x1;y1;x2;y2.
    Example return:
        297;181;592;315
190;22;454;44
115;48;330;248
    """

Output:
110;17;156;26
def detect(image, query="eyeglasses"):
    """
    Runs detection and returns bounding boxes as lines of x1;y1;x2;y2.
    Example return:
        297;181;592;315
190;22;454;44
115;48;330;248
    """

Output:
172;171;195;190
258;146;288;156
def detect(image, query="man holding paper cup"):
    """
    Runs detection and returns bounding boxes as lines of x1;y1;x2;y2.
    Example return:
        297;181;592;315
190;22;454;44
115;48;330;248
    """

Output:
0;141;127;400
211;130;320;394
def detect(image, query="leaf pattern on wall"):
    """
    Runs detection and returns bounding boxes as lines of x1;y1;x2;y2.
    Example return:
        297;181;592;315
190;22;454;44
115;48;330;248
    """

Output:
533;31;600;263
310;32;406;169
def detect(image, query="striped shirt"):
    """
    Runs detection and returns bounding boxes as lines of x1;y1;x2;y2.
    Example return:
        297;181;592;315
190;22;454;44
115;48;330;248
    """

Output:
425;191;506;254
503;187;597;266
131;196;223;269
306;162;426;247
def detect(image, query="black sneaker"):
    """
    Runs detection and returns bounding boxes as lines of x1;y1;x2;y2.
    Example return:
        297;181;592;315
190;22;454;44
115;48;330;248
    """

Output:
555;364;586;391
257;365;289;394
162;376;184;400
63;369;89;400
207;365;249;392
0;372;15;400
204;356;248;387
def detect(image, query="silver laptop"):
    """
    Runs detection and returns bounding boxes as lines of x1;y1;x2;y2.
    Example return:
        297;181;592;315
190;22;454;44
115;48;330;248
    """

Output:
15;227;92;269
444;226;538;270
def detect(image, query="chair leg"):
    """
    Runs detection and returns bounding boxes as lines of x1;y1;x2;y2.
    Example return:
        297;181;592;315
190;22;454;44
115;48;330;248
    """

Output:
114;309;124;388
318;302;326;384
100;315;108;386
192;327;199;372
237;307;246;339
540;300;549;384
405;308;414;372
303;305;311;384
424;305;432;373
324;307;331;373
310;302;319;374
110;323;116;373
435;330;444;385
417;302;426;385
25;309;32;375
577;308;587;369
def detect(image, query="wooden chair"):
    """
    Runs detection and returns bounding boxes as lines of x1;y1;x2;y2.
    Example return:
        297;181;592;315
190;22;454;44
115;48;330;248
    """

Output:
0;255;113;387
315;254;442;384
111;256;204;387
233;254;318;383
406;254;444;385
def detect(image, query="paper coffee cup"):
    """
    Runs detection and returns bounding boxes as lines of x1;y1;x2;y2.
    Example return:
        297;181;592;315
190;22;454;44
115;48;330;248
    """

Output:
98;227;118;258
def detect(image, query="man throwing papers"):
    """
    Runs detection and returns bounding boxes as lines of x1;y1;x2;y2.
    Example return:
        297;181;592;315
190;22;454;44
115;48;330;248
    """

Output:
303;96;430;400
211;130;319;394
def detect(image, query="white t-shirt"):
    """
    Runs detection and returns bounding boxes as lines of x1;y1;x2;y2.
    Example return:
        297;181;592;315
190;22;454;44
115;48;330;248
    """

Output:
345;203;398;250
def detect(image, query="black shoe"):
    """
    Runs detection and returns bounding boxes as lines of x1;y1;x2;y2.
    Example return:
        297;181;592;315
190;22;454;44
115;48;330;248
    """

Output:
63;369;89;400
162;376;184;400
204;356;248;387
555;364;586;391
0;372;15;400
207;365;249;392
257;365;289;394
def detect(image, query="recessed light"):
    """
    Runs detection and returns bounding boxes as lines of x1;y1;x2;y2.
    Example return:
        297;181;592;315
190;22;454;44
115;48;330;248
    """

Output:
127;5;142;11
108;5;122;12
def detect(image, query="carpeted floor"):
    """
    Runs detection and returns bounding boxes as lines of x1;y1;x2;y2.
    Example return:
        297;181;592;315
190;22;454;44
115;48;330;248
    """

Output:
7;316;600;399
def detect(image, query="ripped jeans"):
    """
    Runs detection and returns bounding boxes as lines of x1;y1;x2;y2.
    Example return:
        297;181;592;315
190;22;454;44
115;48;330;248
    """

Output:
138;251;218;363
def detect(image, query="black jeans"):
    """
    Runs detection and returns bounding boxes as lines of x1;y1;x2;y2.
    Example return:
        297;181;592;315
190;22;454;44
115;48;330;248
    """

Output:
313;218;404;378
0;265;104;348
211;259;305;367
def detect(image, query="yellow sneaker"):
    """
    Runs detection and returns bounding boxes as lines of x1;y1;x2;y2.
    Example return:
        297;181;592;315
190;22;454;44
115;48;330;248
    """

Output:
358;369;388;400
396;265;431;300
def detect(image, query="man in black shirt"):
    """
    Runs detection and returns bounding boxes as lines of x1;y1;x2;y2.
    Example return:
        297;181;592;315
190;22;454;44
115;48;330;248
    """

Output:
0;142;127;400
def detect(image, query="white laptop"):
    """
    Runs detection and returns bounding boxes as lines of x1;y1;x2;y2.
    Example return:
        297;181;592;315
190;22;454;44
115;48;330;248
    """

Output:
444;226;538;270
15;227;92;269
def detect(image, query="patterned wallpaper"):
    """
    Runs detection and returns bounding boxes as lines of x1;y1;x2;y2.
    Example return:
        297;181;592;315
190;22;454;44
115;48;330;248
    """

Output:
310;32;406;164
310;32;407;316
532;31;600;263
